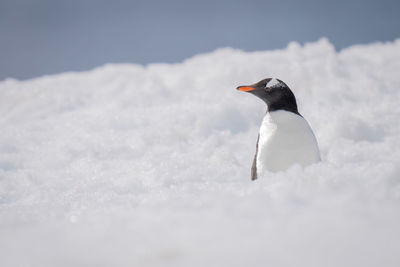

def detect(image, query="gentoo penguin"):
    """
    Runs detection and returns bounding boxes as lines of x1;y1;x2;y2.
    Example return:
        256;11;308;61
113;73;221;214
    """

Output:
237;78;320;180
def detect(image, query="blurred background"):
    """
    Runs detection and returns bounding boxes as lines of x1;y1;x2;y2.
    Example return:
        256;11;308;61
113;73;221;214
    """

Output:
1;0;399;81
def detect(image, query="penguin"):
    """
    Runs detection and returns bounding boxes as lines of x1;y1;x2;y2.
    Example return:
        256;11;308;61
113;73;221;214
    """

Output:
236;78;320;180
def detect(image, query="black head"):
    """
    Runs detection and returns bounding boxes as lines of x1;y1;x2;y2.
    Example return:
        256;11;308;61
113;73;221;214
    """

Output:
236;78;300;115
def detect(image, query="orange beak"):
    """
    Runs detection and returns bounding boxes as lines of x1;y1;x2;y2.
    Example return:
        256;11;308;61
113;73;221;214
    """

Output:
236;86;255;92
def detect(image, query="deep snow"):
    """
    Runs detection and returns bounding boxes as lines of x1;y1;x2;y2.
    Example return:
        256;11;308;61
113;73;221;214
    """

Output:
1;38;400;267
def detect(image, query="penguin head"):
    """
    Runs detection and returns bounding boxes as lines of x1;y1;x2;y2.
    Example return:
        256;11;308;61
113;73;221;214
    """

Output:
236;78;299;115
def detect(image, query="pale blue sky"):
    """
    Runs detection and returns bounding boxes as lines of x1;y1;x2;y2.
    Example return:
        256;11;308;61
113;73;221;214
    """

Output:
1;0;399;80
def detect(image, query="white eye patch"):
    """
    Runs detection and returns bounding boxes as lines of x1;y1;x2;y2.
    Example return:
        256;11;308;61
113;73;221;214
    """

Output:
266;78;280;88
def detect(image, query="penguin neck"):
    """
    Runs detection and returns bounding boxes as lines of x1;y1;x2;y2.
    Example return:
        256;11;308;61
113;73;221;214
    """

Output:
262;110;303;129
266;102;300;116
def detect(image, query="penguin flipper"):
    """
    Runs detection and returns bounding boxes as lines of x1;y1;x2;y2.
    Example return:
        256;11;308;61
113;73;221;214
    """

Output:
251;134;259;181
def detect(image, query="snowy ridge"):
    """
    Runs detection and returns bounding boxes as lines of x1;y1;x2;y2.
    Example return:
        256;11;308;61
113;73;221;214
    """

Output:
1;38;400;267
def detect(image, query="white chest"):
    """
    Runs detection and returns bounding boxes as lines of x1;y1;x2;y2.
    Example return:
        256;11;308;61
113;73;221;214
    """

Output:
256;111;320;176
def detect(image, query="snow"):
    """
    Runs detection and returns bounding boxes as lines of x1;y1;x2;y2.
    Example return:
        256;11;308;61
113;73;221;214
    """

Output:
1;38;400;267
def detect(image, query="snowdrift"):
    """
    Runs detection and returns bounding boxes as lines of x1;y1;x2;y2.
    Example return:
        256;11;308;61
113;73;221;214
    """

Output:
1;38;400;267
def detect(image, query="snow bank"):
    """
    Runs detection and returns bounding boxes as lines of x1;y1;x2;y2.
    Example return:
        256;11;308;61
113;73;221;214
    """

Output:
1;38;400;267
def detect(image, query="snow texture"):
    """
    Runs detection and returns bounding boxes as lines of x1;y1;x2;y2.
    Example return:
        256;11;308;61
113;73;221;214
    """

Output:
1;38;400;267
